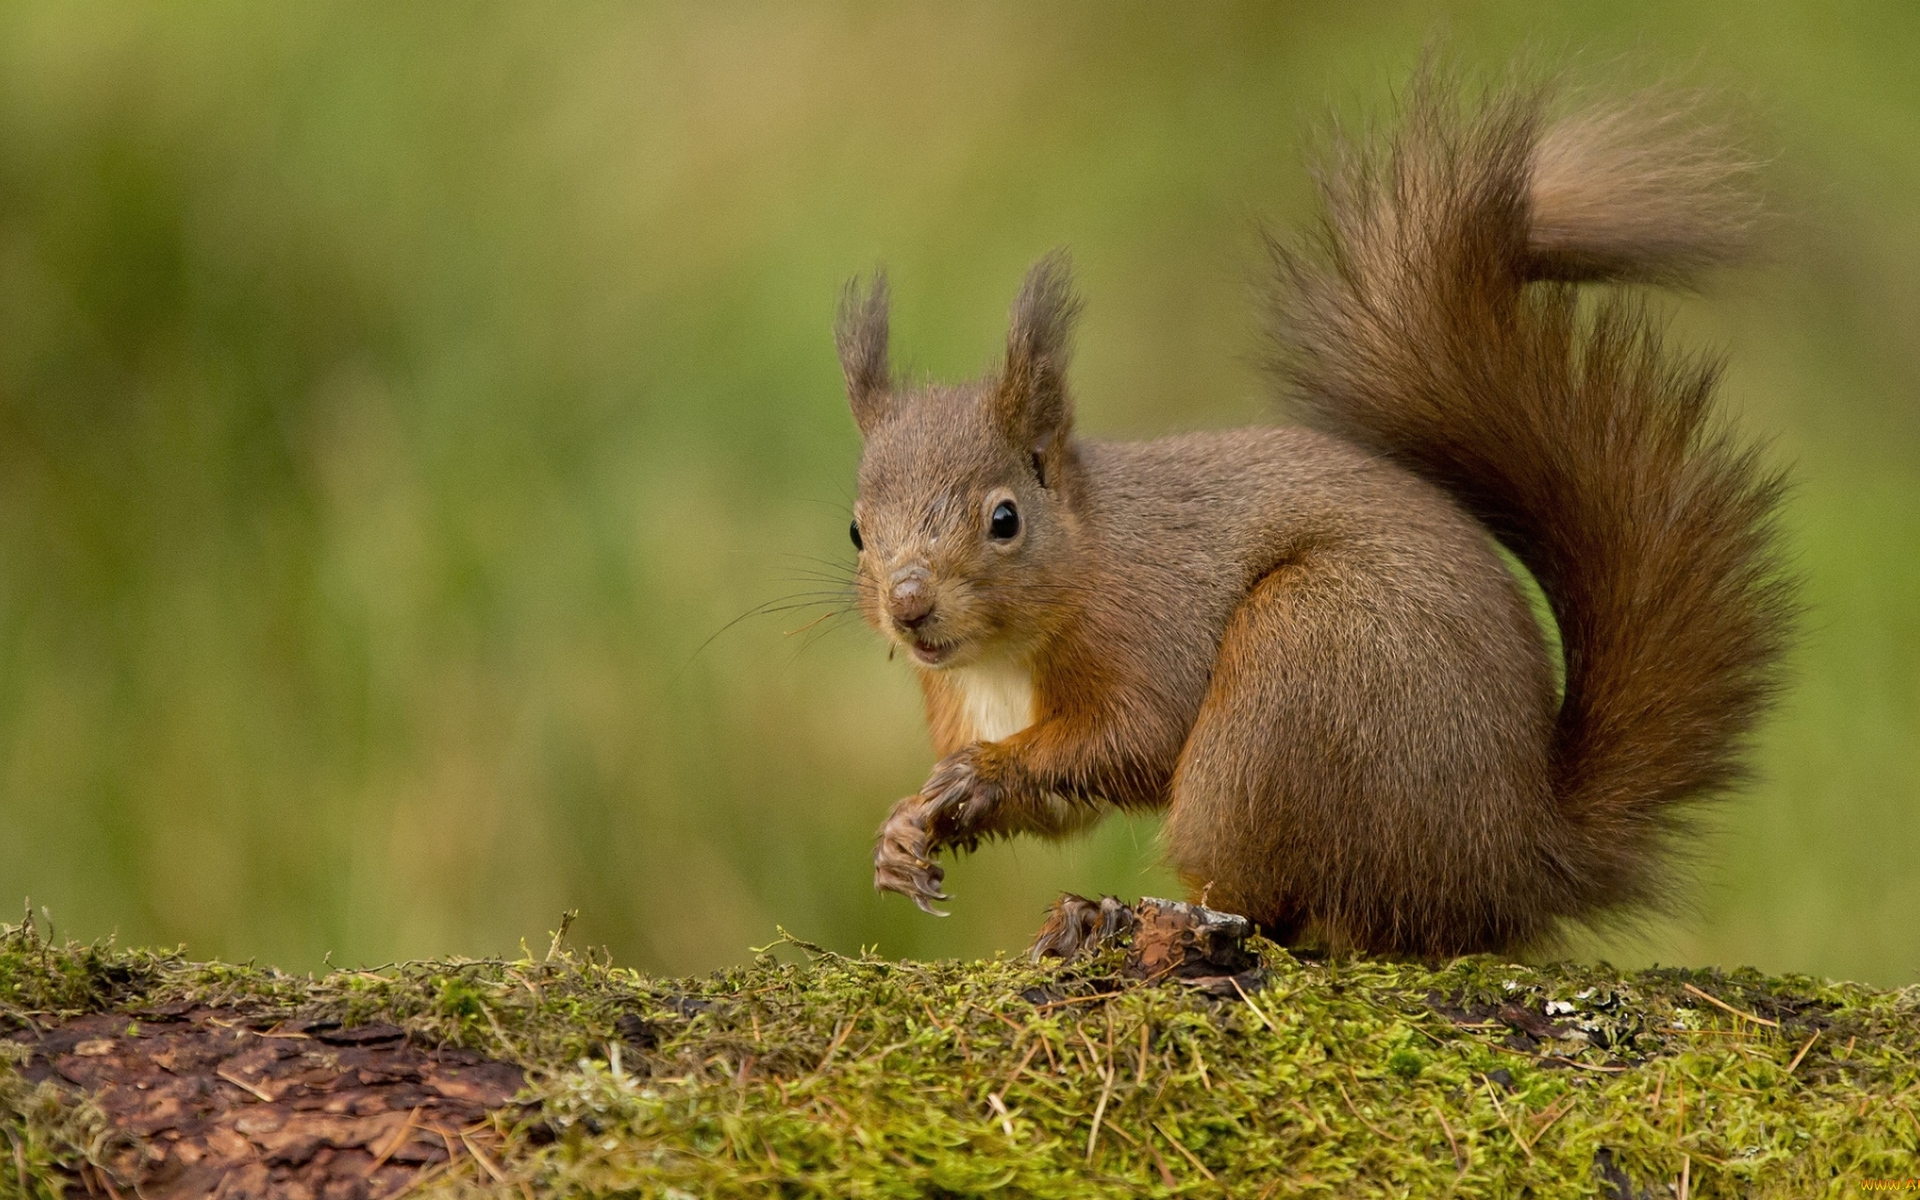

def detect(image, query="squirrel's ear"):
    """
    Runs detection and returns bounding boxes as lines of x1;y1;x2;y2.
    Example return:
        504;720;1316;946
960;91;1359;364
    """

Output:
836;272;892;437
997;250;1081;459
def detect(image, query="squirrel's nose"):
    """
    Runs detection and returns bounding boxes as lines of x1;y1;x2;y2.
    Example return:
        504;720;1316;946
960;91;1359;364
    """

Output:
889;577;935;628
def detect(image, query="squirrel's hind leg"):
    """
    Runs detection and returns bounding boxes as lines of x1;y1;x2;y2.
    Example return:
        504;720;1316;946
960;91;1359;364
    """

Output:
1160;556;1559;958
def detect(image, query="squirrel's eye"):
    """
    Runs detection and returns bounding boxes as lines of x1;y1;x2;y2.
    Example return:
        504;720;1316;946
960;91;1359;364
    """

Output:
989;500;1020;541
849;520;863;551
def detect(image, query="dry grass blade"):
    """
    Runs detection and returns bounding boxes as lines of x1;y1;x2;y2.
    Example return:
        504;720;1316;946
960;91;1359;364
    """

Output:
213;1068;274;1104
1032;993;1113;1012
1230;976;1278;1034
1085;1062;1118;1161
1786;1028;1821;1075
1433;1105;1463;1168
1482;1078;1533;1163
1527;1094;1576;1147
1152;1121;1216;1182
986;1091;1015;1139
392;1157;452;1200
1077;1026;1106;1075
366;1107;421;1176
432;1124;462;1168
460;1129;507;1183
1335;1076;1401;1142
814;1019;854;1072
1143;1138;1177;1189
1002;1038;1041;1091
1682;982;1779;1027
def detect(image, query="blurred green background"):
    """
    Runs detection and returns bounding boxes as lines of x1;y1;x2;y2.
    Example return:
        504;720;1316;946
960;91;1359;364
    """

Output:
0;3;1914;985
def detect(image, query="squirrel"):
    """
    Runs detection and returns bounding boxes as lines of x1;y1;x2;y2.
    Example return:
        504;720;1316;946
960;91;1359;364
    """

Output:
834;74;1795;958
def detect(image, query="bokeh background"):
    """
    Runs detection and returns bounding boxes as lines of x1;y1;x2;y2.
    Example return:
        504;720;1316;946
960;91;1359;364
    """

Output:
0;3;1915;985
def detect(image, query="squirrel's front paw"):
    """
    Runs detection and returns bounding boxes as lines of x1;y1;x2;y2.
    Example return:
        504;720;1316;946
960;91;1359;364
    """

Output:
873;796;950;915
874;745;1018;916
919;744;1009;852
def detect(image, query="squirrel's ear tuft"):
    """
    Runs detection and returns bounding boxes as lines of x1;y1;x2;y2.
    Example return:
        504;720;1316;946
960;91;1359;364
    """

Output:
836;272;893;436
997;250;1081;458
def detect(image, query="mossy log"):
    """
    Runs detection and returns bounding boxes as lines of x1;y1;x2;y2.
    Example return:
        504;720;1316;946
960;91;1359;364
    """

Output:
3;909;1915;1198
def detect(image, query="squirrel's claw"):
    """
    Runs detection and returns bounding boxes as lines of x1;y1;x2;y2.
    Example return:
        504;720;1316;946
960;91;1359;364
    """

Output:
875;860;950;915
873;795;951;914
873;744;1010;916
874;857;950;915
1030;893;1136;962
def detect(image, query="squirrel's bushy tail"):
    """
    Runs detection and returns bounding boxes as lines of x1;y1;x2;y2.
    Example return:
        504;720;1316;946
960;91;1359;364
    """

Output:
1264;74;1795;921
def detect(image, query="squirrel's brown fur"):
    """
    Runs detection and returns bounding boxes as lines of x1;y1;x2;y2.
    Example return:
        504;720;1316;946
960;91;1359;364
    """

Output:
841;75;1794;957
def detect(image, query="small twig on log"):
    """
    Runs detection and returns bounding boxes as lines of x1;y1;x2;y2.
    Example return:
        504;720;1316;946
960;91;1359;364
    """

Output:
545;911;577;962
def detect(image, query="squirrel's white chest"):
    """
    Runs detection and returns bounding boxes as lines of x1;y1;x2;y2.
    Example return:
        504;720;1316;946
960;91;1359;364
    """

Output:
948;656;1036;743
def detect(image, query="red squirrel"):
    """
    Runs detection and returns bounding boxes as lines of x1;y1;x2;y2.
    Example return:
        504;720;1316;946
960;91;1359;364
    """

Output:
837;77;1794;957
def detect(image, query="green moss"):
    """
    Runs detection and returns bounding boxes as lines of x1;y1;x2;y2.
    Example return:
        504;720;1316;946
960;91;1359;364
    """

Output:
2;917;1914;1198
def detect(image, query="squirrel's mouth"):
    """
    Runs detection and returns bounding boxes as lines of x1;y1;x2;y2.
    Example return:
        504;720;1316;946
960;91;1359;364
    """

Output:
906;635;957;667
